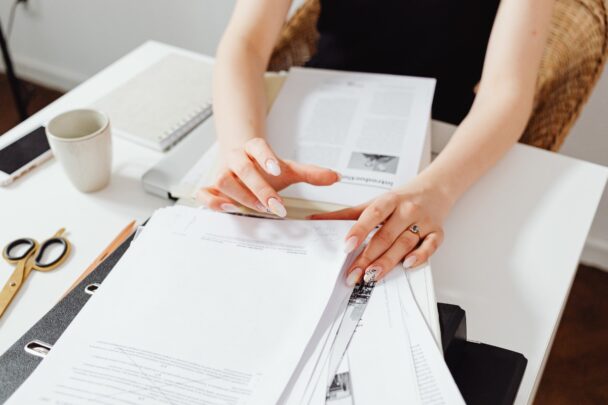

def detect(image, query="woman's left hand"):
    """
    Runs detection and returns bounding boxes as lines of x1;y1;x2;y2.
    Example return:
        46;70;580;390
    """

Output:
309;176;454;286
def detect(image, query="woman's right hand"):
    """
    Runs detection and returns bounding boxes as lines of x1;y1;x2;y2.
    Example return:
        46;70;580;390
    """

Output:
196;138;341;217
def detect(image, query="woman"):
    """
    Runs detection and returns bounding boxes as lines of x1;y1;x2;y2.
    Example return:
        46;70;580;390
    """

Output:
198;0;555;285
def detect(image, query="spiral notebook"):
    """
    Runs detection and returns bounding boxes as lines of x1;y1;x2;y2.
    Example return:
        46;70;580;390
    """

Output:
93;53;214;151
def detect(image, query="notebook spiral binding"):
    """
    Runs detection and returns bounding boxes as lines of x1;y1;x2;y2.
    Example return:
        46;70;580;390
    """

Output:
160;102;213;150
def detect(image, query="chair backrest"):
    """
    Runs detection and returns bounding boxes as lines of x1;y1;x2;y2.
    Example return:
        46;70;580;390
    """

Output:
268;0;608;152
522;0;607;151
268;0;321;72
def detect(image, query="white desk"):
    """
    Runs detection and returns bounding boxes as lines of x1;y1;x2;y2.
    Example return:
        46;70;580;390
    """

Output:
1;41;606;404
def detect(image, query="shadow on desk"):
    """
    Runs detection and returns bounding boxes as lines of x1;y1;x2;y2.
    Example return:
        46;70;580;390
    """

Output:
89;162;170;218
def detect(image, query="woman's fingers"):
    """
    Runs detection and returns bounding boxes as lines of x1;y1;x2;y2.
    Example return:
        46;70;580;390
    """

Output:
196;188;241;213
358;212;418;266
244;138;282;176
353;225;420;273
222;139;341;218
285;160;341;186
403;230;444;269
346;228;418;283
347;225;444;285
360;231;420;282
342;194;399;254
214;172;266;212
229;154;286;217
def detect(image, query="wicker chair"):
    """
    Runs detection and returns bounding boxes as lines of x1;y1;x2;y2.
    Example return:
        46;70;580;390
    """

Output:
268;0;608;152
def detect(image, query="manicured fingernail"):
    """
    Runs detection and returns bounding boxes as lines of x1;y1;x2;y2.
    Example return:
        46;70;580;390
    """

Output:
403;256;417;269
268;198;287;217
255;202;267;212
344;236;358;254
347;268;363;287
265;159;281;176
364;267;379;283
221;203;239;213
336;172;343;181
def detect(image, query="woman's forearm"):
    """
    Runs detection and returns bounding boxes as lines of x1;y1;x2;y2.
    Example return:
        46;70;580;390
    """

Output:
213;40;269;153
212;0;292;154
418;0;554;204
420;85;533;204
203;1;341;216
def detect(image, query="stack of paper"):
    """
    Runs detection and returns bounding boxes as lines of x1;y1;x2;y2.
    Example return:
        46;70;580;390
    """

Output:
7;206;463;404
7;206;464;404
325;267;465;405
6;207;362;404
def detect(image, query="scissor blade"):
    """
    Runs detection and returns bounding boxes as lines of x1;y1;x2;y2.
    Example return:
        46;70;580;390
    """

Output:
0;261;28;319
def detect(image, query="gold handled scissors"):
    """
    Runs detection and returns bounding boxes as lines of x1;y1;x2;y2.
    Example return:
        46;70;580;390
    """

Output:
0;228;72;319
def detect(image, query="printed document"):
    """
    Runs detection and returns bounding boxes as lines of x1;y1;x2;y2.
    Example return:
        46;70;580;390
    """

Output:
330;266;464;405
7;207;357;405
283;279;375;405
267;67;435;207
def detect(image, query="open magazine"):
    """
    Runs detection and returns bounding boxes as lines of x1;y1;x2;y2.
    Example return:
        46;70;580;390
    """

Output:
171;67;435;218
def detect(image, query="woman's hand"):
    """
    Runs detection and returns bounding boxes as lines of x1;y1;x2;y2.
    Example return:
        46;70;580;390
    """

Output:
197;138;341;217
310;176;454;285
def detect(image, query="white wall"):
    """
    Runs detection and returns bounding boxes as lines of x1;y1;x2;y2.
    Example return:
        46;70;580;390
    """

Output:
1;0;607;268
560;65;608;269
0;0;236;89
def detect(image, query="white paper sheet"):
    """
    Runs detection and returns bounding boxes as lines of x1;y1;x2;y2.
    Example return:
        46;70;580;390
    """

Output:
346;266;464;405
324;264;441;405
297;281;376;405
406;263;441;348
267;67;435;207
7;207;356;405
281;241;373;405
280;257;356;405
326;365;355;405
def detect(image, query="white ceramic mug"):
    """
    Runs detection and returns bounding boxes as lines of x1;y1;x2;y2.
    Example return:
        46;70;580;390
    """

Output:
46;109;112;193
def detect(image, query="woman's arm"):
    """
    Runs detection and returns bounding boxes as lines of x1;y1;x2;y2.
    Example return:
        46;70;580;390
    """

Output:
426;0;555;201
213;0;289;151
313;0;556;285
200;0;340;216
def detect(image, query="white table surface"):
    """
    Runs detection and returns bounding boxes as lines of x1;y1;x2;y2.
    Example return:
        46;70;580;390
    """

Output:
1;41;606;405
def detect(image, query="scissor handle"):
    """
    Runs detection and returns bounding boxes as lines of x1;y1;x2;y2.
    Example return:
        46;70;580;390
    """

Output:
2;238;37;263
33;229;71;271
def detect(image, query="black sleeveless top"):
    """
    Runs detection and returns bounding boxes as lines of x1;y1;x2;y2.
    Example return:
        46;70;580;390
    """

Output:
307;0;501;124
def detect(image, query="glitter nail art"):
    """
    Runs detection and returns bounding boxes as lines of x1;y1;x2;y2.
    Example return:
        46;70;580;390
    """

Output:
363;268;378;283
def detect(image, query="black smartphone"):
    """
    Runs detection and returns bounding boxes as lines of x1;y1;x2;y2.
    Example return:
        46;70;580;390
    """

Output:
0;126;52;185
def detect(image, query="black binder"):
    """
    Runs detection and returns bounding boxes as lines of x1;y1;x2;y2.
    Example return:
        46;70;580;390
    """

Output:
438;304;528;405
0;233;527;404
